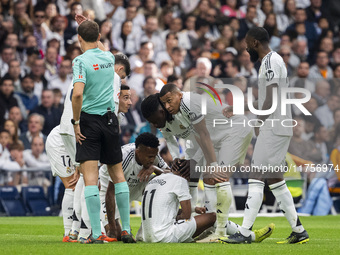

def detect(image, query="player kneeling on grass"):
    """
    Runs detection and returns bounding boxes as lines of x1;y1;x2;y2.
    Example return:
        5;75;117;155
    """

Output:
99;132;169;241
141;168;216;243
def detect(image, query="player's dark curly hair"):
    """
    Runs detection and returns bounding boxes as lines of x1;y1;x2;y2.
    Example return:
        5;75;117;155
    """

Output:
141;93;173;121
135;132;159;149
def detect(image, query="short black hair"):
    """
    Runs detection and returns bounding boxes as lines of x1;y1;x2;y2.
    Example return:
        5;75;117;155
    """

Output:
78;20;99;43
114;53;131;76
135;132;160;149
159;83;179;97
0;77;13;85
226;59;241;72
167;74;180;83
141;93;160;119
143;76;156;88
246;26;270;43
121;84;130;91
21;74;34;82
166;32;178;41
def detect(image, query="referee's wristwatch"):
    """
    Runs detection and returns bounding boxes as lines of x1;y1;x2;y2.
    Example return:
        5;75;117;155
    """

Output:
71;119;80;125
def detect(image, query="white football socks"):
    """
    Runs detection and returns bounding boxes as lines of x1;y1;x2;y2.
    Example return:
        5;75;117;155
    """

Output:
215;182;232;236
189;181;198;212
203;183;216;213
70;175;83;234
62;188;74;236
270;180;304;233
240;179;264;237
79;188;91;239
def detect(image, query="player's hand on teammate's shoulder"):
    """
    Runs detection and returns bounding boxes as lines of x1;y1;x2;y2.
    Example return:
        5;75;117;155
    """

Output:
171;158;196;181
195;207;206;214
138;165;156;182
223;106;234;118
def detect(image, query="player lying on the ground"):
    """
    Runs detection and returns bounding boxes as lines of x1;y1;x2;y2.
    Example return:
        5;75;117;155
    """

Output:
141;92;274;243
99;132;170;240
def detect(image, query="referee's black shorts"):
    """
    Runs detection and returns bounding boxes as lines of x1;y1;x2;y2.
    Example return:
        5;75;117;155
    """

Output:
76;111;122;165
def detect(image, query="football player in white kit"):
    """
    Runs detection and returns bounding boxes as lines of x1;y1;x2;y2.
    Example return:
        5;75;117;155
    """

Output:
46;54;131;242
141;92;275;243
222;27;309;244
99;132;170;240
141;170;216;243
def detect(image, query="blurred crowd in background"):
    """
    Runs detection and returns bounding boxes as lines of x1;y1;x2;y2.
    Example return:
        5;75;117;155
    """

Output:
0;0;340;212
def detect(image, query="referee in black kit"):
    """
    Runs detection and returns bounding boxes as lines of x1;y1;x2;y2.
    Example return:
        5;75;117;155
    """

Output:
71;19;134;244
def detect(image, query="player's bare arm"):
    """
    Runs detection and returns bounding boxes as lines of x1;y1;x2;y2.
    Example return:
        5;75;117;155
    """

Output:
176;200;191;221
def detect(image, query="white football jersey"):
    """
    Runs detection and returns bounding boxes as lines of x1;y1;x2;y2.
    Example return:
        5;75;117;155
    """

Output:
142;173;191;243
173;92;251;144
99;143;168;201
47;125;63;147
113;72;121;115
258;51;293;136
59;81;74;136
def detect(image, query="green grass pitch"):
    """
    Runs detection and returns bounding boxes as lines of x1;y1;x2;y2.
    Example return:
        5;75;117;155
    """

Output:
0;215;339;255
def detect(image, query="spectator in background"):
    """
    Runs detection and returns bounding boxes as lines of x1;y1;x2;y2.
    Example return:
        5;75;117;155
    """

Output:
155;32;179;67
159;61;174;83
23;136;50;189
220;0;245;19
303;96;319;116
309;51;333;80
225;59;241;78
139;16;163;54
65;45;82;61
238;5;257;40
8;106;28;135
52;88;63;112
312;80;331;106
183;57;222;92
6;142;27;187
302;115;321;141
64;2;83;48
328;108;340;141
44;2;58;29
30;89;62;135
128;60;164;97
142;76;157;99
4;33;20;61
113;20;139;57
21;46;40;75
170;47;186;77
99;19;113;50
310;125;330;164
32;8;48;52
167;74;183;90
315;95;340;129
288;116;322;163
279;45;296;77
12;1;32;40
139;0;162;19
129;41;154;74
293;38;309;62
238;49;257;79
19;113;46;150
319;37;333;56
286;8;318;56
290;61;315;92
0;77;19;126
4;59;23;91
30;58;48;100
46;14;67;56
49;59;72;98
3;119;20;145
44;46;59;81
0;45;15;77
105;0;125;24
15;74;38;116
305;0;329;24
